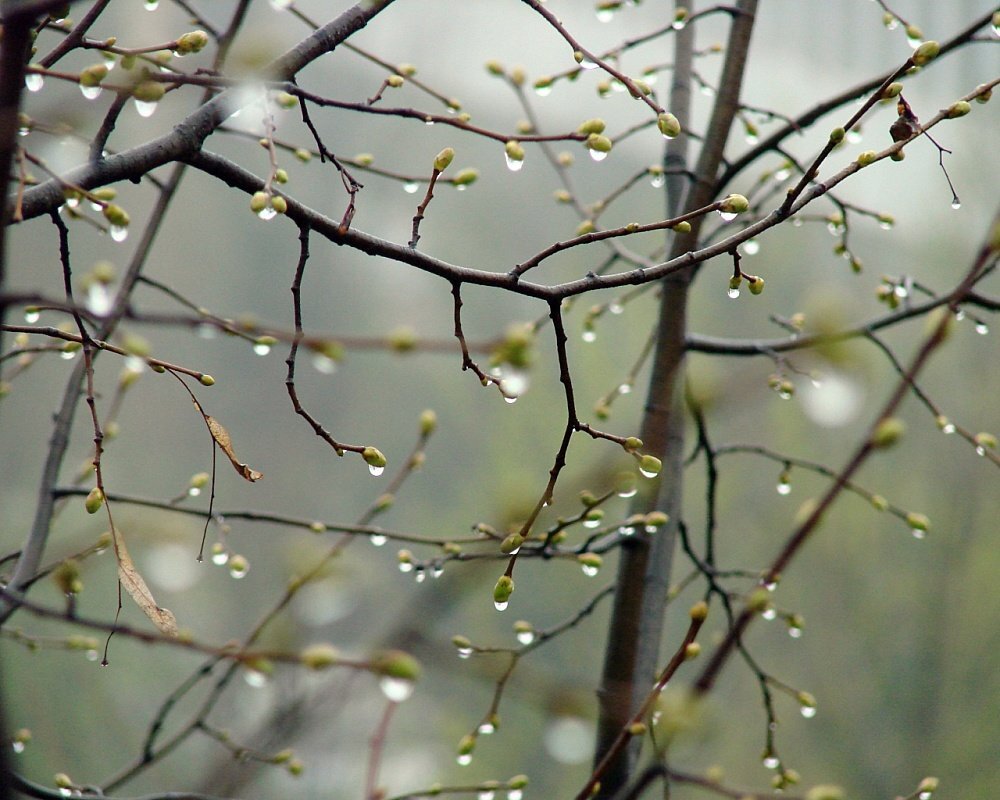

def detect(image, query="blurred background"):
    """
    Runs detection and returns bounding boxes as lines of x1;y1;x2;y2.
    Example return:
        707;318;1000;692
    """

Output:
2;1;997;798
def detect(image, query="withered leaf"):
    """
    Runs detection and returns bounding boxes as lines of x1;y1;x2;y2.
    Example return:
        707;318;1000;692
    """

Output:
206;415;264;482
113;530;179;637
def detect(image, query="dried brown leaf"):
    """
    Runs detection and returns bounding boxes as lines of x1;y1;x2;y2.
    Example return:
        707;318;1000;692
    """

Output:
206;415;263;482
112;530;179;637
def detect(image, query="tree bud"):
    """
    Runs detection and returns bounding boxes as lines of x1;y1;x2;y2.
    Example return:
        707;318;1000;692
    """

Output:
433;147;455;171
657;112;681;138
912;40;940;66
372;649;421;681
719;194;749;214
362;446;387;469
85;486;104;514
175;30;209;55
577;118;606;135
452;168;479;186
131;81;165;103
872;417;906;447
493;575;514;605
500;533;524;554
945;100;971;118
300;643;339;669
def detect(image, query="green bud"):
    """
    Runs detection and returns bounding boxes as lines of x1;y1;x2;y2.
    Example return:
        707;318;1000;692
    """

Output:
533;76;553;92
85;486;104;514
386;74;404;88
452;167;479;186
294;148;312;162
645;511;669;528
912;40;940;66
657;112;681;138
974;83;992;103
870;494;889;512
199;374;215;386
53;559;82;595
287;759;304;776
797;690;817;708
419;409;437;436
829;126;845;143
308;521;326;534
457;734;476;756
729;274;742;292
974;432;998;450
871;417;906;447
433;147;455;171
585;133;613;153
747;587;771;612
856;150;878;166
131;80;165;103
689;600;709;621
945;100;971;118
250;191;269;213
54;774;73;789
362;446;387;469
387;326;417;352
904;24;923;41
79;64;108;87
102;204;129;227
175;30;209;55
638;454;662;477
493;575;514;605
672;220;692;233
275;92;298;109
883;82;904;99
805;785;845;800
507;774;529;789
917;777;939;794
372;649;421;681
628;721;648;736
576;220;595;236
500;533;524;554
485;60;504;76
623;436;643;451
577;118;606;135
719;193;749;214
577;553;603;569
451;635;472;650
300;643;339;669
269;195;287;214
505;140;525;162
906;512;930;532
684;642;701;659
747;276;764;295
274;168;288;184
891;149;906;161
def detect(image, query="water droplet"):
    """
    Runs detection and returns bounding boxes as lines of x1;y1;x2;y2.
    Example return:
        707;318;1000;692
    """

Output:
457;646;473;659
618;526;636;536
879;219;894;231
424;118;435;126
432;565;444;578
618;487;637;499
398;561;413;573
457;753;473;766
774;168;792;182
312;353;337;374
672;19;687;30
368;464;385;477
380;676;414;702
589;149;608;162
403;181;419;194
534;84;552;97
134;99;158;117
508;790;523;800
788;626;803;639
478;722;495;735
252;342;271;356
504;152;524;172
846;129;862;144
582;330;597;343
650;174;665;188
609;301;624;314
727;287;740;299
211;549;229;566
24;309;40;323
80;84;102;100
700;85;715;97
256;207;277;221
144;0;159;9
270;0;293;8
414;568;426;583
110;225;128;242
801;705;817;718
229;559;249;579
370;534;387;547
777;388;793;400
764;580;778;592
718;210;737;222
581;564;600;577
974;322;989;335
579;57;598;70
894;284;908;299
25;73;44;92
478;791;496;800
618;383;632;395
596;8;614;22
776;481;792;496
516;630;535;645
11;741;25;754
941;423;956;435
911;528;927;539
763;756;780;769
919;793;932;800
762;607;777;621
60;349;77;361
639;466;658;479
494;600;509;611
244;669;268;688
85;649;100;661
743;239;760;255
583;517;601;529
975;445;986;457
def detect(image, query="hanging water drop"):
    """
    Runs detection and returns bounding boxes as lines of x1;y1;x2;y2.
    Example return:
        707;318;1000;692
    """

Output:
312;353;337;374
109;225;129;242
144;0;159;9
581;563;600;577
25;73;44;92
80;85;102;100
534;84;552;97
211;549;229;566
743;239;760;255
252;342;271;356
516;630;535;645
650;174;666;189
270;0;293;8
478;791;495;800
763;756;780;770
457;646;473;659
256;206;277;221
578;57;598;70
134;99;158;117
639;465;658;479
776;481;791;496
368;463;385;477
589;149;608;162
229;556;250;579
609;301;624;314
478;721;495;735
582;330;597;343
911;527;927;539
762;607;777;621
398;561;413;574
24;309;40;323
244;669;268;688
11;741;25;754
504;152;524;172
800;705;817;718
414;568;426;583
788;626;803;639
403;181;419;194
494;600;509;611
582;517;601;530
727;287;740;299
618;486;637;499
457;753;473;766
974;322;988;335
941;422;956;435
379;676;415;702
596;8;614;22
432;565;444;578
846;129;863;144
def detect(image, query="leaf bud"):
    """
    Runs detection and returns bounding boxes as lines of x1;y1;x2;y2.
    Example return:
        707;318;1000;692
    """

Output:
53;559;82;595
747;276;765;295
883;82;903;99
856;150;878;166
286;759;304;776
672;220;692;233
300;643;340;670
684;642;701;660
362;446;387;469
917;777;939;793
79;64;108;87
974;83;992;103
904;24;923;41
372;649;421;681
891;149;906;161
54;774;73;789
485;60;504;76
102;204;129;227
500;533;524;554
493;575;514;605
719;193;749;214
689;600;709;621
638;454;662;477
576;220;595;236
457;734;476;756
645;511;669;528
585;133;613;153
945;100;971;118
85;486;104;514
293;148;312;162
829;126;845;143
747;587;771;612
628;722;648;736
452;167;479;186
974;432;997;450
805;786;845;800
912;40;940;66
386;74;404;88
871;416;906;447
577;553;603;569
250;191;269;213
199;374;215;386
507;774;529;789
622;436;642;452
577;118;606;135
175;30;209;55
418;409;437;436
433;147;455;171
275;92;297;108
308;521;326;534
657;112;681;138
870;494;889;512
269;195;287;214
131;80;165;103
906;512;930;532
509;66;526;86
505;141;525;165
